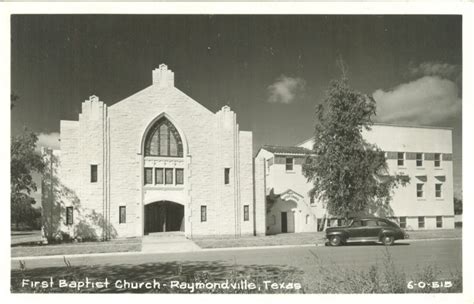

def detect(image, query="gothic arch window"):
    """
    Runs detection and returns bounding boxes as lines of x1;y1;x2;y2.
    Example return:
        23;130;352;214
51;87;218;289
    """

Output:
144;117;183;157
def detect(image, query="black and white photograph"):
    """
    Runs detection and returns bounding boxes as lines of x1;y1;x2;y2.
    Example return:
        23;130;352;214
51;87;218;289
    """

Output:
4;4;472;300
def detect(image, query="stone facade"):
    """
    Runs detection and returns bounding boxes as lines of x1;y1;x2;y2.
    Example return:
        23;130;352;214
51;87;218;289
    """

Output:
51;64;261;239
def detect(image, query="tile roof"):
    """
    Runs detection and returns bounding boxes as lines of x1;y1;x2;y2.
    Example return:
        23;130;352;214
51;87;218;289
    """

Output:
262;145;312;155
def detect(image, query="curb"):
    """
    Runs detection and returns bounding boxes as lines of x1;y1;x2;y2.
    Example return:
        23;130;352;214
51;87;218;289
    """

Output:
11;237;461;261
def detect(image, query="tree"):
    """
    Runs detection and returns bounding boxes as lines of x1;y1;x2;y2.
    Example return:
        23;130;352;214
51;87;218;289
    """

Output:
302;70;408;222
11;129;45;229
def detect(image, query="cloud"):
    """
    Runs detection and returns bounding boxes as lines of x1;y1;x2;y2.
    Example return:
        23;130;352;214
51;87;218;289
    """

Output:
409;62;461;90
373;76;461;125
36;132;60;152
267;75;305;104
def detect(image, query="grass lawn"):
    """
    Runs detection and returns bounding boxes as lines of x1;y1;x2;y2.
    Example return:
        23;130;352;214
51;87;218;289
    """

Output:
194;232;326;249
12;238;142;258
194;229;462;249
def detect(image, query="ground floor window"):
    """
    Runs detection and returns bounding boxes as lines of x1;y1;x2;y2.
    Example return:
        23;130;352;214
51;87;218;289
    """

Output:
418;216;425;228
243;205;249;221
399;216;406;228
436;216;443;228
66;207;73;225
119;206;126;224
326;218;331;228
201;205;207;222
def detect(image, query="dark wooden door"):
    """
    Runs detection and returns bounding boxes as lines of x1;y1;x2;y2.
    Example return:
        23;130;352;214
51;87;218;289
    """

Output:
145;201;184;234
281;212;288;233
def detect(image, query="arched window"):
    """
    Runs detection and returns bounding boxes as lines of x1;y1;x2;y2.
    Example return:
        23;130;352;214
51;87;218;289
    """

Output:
144;117;183;157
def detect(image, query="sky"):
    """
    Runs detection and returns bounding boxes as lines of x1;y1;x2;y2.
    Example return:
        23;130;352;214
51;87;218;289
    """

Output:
10;15;462;197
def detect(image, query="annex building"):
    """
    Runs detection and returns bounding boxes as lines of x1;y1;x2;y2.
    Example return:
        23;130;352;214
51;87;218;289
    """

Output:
46;64;454;241
256;125;455;234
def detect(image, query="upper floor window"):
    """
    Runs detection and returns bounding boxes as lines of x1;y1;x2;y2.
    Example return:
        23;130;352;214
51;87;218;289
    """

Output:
416;153;423;167
144;167;153;185
435;183;443;198
397;152;404;167
434;153;441;167
285;157;294;171
144;117;183;157
90;164;98;183
416;183;424;198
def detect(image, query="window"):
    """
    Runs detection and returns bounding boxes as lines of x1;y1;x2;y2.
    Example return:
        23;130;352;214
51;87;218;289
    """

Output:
326;218;331;227
435;153;441;168
399;217;406;229
417;183;424;198
337;218;342;226
176;168;184;185
377;220;389;227
119;206;126;224
224;168;230;185
201;206;207;222
351;220;362;227
165;168;174;185
436;216;443;228
155;168;164;184
66;207;73;225
365;220;378;227
397;152;404;166
416;153;423;167
243;205;249;221
90;164;98;183
418;216;425;228
310;196;315;205
285;157;293;171
144;168;153;185
144;117;183;157
435;183;442;198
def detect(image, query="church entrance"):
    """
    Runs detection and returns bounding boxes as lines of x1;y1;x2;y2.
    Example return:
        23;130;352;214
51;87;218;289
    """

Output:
144;201;184;234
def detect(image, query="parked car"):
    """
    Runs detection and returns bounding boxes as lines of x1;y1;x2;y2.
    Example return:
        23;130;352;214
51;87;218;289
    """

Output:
325;217;408;246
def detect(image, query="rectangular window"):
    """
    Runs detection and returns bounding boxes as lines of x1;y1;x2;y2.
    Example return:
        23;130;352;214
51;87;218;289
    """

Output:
201;205;207;222
416;183;424;198
399;217;406;229
435;183;442;198
165;168;173;185
243;205;249;221
176;168;184;185
155;168;164;185
434;153;441;167
66;207;73;225
224;168;230;185
285;157;293;171
418;216;425;229
144;168;153;185
326;218;331;228
416;153;423;167
397;152;404;167
436;216;443;228
90;164;98;183
337;219;342;226
400;216;407;228
119;206;126;224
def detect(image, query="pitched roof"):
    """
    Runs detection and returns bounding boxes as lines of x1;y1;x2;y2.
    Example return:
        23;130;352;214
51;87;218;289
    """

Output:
262;145;311;155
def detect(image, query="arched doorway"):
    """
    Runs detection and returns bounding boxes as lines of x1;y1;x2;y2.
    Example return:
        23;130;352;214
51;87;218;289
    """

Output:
145;201;184;234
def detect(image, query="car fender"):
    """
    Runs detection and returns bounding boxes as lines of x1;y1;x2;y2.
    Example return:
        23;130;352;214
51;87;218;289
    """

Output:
326;230;347;239
378;229;396;239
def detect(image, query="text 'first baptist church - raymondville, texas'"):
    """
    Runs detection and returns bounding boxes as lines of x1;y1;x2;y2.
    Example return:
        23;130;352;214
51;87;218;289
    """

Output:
42;64;455;241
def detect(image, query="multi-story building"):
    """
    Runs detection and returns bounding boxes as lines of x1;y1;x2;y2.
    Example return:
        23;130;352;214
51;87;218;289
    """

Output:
256;124;455;233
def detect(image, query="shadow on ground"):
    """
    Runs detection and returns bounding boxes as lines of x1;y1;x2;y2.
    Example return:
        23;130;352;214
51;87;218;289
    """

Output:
11;260;304;294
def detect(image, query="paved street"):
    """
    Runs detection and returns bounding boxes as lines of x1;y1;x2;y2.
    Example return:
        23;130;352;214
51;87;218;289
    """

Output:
12;239;461;276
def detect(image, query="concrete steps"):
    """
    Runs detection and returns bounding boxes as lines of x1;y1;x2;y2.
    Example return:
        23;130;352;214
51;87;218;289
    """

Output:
141;232;201;253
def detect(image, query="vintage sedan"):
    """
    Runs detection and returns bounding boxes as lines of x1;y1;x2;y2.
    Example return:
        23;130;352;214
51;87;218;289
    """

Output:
325;217;408;246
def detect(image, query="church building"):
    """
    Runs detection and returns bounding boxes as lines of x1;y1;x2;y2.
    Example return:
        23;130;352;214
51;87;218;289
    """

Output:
52;64;265;240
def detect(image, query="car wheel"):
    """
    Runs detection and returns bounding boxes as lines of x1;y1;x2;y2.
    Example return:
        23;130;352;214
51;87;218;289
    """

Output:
382;235;394;246
329;235;342;246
